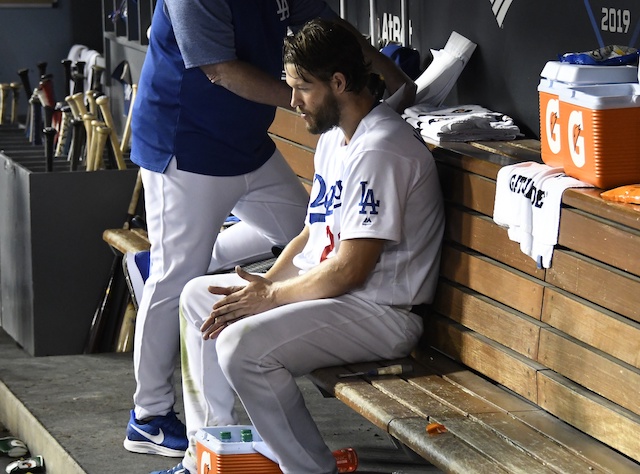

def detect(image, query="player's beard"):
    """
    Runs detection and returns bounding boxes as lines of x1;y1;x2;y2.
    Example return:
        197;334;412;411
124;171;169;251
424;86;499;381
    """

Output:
304;93;340;135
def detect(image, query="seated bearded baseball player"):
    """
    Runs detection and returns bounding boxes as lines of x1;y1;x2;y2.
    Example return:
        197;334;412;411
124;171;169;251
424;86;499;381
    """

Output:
155;18;445;474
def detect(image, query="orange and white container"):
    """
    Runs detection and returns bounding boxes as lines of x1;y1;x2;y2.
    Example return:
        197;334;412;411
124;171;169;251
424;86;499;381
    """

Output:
538;61;637;169
195;425;281;474
555;83;640;188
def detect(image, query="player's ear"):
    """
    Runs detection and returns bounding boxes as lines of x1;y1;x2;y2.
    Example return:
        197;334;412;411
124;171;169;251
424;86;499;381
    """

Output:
331;72;347;94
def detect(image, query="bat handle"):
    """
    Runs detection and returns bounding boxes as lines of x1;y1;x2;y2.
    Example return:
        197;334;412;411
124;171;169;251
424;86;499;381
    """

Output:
61;59;72;97
43;126;57;172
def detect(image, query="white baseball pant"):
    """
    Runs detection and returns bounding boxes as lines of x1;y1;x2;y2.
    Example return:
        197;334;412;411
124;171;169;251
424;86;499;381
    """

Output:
133;150;308;419
179;272;423;474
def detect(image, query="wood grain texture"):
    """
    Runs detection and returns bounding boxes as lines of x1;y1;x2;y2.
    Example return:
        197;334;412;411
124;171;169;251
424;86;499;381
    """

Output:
541;288;640;368
546;250;640;324
537;370;640;463
439;245;545;318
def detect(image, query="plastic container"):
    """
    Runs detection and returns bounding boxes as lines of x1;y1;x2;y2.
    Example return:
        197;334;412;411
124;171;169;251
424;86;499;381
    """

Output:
555;83;640;188
538;61;638;168
196;425;359;473
195;425;281;474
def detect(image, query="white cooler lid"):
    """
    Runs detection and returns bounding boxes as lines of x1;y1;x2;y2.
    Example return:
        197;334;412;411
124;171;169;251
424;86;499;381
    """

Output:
540;61;638;85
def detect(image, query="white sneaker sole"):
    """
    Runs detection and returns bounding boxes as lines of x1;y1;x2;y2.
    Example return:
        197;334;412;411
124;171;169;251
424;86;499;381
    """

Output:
123;438;185;458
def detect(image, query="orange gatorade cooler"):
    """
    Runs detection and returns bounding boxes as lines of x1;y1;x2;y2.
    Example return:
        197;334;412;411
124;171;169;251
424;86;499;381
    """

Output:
195;425;281;474
538;61;638;169
556;83;640;189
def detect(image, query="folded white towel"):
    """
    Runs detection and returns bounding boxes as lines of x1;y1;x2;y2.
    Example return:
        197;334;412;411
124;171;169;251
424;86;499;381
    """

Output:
493;162;593;268
403;104;521;143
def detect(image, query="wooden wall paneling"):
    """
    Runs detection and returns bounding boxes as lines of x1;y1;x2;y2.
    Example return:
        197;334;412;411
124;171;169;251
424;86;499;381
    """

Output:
537;370;640;463
562;187;640;234
439;244;545;318
433;280;543;359
541;288;640;369
271;136;315;184
432;145;503;181
546;250;640;324
412;345;540;414
444;206;545;279
425;314;543;402
557;208;640;278
538;328;640;416
268;108;319;149
437;163;497;217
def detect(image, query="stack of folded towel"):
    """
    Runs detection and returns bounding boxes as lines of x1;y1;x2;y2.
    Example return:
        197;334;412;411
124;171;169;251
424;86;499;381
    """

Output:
403;103;522;143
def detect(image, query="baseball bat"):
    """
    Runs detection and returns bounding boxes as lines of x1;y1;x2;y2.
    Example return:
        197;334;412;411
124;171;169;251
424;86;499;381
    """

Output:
90;64;105;93
96;95;126;170
115;301;137;352
0;84;9;125
61;59;72;97
92;123;110;171
55;103;72;157
72;61;86;94
36;61;47;78
120;83;137;154
82;112;95;165
10;82;21;124
43;126;56;172
68;118;85;171
86;167;144;353
17;68;33;138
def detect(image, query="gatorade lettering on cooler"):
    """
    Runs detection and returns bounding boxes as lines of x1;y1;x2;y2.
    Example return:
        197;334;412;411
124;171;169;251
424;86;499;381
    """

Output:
568;110;585;168
545;98;561;154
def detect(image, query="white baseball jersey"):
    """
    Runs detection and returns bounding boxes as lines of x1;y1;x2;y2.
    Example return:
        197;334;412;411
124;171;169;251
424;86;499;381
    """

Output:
292;102;445;306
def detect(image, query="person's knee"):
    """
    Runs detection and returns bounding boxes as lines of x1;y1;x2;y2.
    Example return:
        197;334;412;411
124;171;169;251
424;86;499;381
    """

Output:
179;276;210;327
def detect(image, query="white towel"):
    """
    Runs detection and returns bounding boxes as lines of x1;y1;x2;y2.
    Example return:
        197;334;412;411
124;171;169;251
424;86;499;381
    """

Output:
403;104;521;143
493;162;593;268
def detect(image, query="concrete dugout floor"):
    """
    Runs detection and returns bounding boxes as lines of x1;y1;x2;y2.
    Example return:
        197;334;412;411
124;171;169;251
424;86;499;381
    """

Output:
0;328;440;474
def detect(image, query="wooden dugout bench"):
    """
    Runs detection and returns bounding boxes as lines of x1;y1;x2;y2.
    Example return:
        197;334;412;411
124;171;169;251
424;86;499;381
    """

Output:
271;108;640;473
104;108;640;473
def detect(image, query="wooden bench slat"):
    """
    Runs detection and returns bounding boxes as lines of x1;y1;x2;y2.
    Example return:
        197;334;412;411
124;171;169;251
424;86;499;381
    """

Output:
562;187;640;234
439;245;545;318
558;208;640;277
412;346;539;414
102;228;150;255
437;163;497;217
431;415;558;474
541;288;640;368
433;281;543;359
445;206;545;278
474;412;608;474
546;250;640;324
426;315;543;402
517;410;640;474
537;370;640;462
538;328;640;416
389;417;511;474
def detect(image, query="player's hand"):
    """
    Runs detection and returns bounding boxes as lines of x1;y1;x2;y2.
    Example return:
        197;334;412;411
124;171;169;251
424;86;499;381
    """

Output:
200;266;279;339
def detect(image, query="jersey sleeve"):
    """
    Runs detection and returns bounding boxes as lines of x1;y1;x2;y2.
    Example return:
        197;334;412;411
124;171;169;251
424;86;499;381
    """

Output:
164;0;236;69
339;151;416;244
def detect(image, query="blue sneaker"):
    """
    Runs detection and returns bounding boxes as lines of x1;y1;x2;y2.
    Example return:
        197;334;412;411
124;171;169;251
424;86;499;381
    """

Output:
123;409;187;457
150;463;191;474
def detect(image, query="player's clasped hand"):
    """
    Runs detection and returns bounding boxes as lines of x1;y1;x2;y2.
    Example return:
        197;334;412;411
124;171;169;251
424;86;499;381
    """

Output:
200;266;279;340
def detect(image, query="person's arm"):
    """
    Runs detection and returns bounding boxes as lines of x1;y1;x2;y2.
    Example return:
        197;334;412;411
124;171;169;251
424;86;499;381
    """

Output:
335;18;417;112
264;226;310;282
200;237;384;339
201;61;293;109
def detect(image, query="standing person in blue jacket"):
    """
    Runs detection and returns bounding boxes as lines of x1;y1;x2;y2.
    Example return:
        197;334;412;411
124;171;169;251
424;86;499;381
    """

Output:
124;0;416;460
